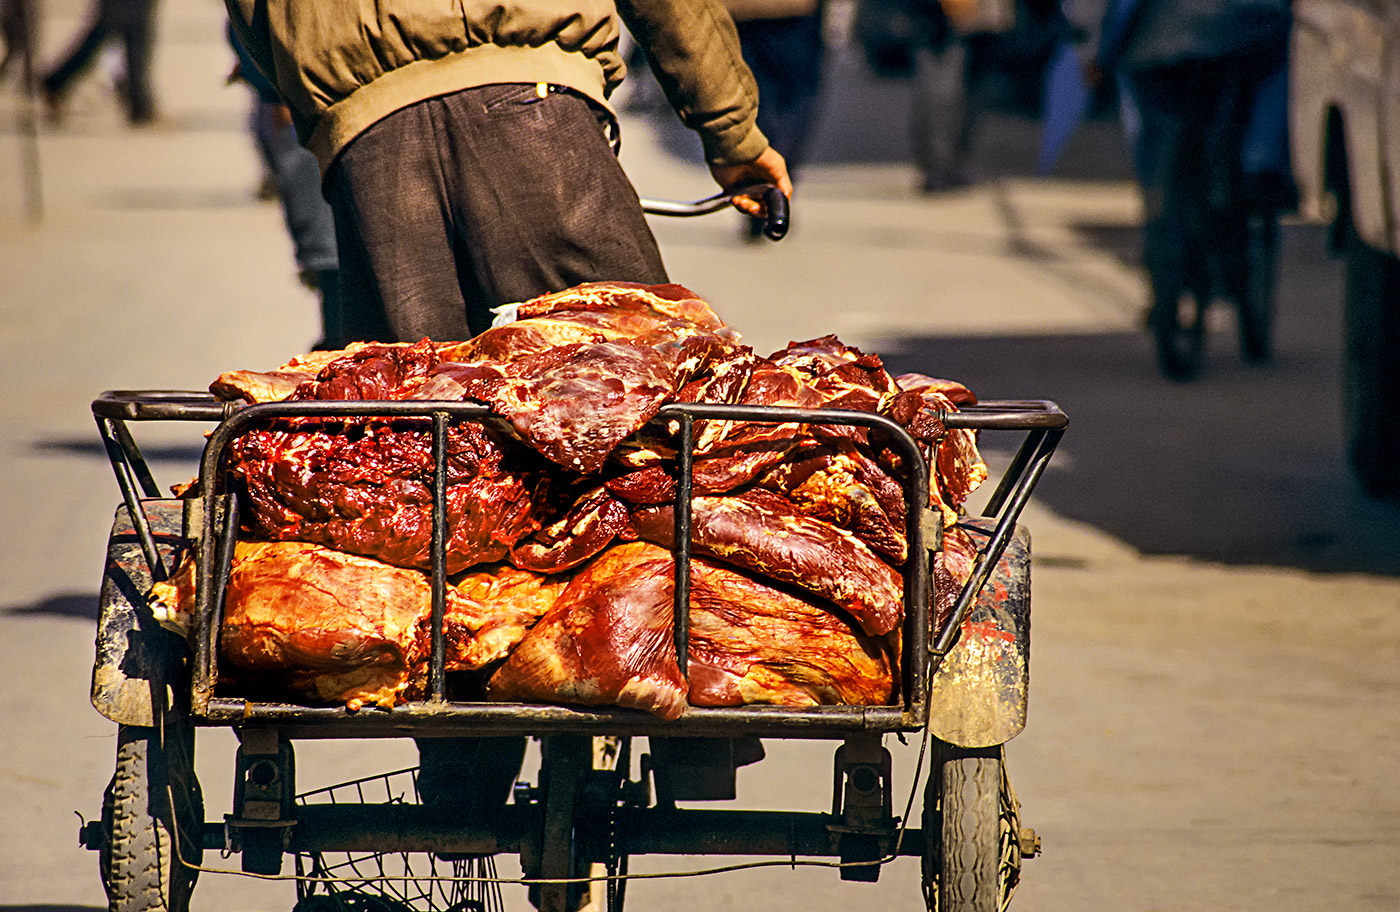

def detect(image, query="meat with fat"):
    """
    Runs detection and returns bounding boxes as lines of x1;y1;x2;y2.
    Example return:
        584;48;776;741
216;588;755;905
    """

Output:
630;488;904;637
488;542;895;718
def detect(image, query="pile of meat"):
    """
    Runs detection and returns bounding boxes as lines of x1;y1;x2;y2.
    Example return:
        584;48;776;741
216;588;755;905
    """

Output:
151;282;987;718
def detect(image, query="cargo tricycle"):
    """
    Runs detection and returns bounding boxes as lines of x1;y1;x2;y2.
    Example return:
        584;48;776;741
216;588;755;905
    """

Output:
82;377;1065;912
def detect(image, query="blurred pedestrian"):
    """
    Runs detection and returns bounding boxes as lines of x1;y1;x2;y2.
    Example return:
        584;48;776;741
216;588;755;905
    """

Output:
226;0;792;345
727;0;826;238
227;25;343;351
0;0;34;84
854;0;1014;193
1090;0;1292;324
41;0;158;125
729;0;826;172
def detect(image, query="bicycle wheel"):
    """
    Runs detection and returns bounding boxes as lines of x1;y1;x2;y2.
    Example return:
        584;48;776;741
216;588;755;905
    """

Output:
100;724;203;912
1238;209;1279;364
921;743;1028;912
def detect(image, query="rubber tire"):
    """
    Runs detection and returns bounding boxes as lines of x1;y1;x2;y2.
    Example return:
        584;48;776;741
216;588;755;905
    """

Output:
923;745;1003;912
101;724;203;912
1238;210;1279;364
1342;233;1400;500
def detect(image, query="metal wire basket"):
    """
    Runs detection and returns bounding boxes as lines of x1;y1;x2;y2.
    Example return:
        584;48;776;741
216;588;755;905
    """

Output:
293;768;505;912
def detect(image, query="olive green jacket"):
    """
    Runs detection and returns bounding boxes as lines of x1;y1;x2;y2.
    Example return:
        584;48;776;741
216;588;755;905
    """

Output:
225;0;768;176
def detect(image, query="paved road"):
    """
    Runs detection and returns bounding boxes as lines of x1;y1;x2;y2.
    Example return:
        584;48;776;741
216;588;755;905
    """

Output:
2;2;1398;911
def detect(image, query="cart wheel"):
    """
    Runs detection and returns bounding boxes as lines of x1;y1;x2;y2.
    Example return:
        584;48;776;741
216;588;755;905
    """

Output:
101;723;203;912
921;743;1024;912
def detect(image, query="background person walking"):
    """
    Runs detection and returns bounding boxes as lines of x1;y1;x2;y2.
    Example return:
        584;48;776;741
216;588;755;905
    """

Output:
41;0;159;124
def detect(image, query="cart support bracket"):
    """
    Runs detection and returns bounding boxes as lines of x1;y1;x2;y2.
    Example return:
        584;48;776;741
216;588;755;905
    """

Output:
229;730;296;874
829;735;897;882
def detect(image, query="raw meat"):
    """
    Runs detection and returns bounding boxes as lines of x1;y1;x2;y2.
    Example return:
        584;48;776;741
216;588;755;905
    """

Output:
630;488;904;637
488;542;894;718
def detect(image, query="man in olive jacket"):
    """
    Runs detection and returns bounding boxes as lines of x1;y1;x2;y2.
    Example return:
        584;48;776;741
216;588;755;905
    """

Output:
225;0;791;342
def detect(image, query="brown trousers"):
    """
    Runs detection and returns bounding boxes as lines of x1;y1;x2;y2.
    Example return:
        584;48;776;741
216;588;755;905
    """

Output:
326;83;670;343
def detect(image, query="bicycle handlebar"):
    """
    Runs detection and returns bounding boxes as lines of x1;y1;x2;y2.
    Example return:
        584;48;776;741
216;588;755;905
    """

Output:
639;183;790;241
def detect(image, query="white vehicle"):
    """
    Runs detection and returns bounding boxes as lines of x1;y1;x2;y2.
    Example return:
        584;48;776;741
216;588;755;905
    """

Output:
1291;0;1400;500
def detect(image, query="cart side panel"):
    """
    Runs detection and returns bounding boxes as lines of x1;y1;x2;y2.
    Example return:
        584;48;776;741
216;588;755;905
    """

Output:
926;521;1031;748
92;499;190;726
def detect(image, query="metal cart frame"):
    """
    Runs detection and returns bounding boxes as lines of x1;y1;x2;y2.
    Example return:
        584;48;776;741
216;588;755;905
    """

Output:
84;390;1066;912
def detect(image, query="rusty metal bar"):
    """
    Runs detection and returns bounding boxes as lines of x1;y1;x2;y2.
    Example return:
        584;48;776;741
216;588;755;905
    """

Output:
930;425;1066;667
95;415;168;583
286;804;923;859
673;413;694;677
430;411;449;702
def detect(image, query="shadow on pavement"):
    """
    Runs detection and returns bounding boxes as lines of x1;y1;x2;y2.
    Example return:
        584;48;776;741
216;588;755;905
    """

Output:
34;437;206;464
882;220;1400;576
2;592;101;620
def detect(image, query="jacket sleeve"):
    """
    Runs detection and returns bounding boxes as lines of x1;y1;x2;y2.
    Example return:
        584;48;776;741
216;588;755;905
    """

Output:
616;0;770;166
224;0;280;95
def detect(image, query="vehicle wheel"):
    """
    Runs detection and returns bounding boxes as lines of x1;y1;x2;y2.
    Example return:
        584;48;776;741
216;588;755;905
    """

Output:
1150;281;1208;381
922;744;1024;912
1343;233;1400;500
1238;210;1279;364
101;724;203;912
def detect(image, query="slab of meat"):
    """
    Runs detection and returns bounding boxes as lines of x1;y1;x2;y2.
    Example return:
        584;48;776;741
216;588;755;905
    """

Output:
150;544;566;710
757;439;908;562
419;335;728;475
489;542;894;718
449;282;731;362
229;418;545;574
509;486;635;573
887;373;988;525
687;358;825;493
630;488;904;637
422;564;571;676
489;541;687;719
686;557;895;709
146;540;448;710
769;335;901;417
508;281;730;333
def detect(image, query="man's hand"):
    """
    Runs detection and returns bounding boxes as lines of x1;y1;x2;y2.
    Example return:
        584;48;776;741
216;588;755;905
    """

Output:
709;146;793;217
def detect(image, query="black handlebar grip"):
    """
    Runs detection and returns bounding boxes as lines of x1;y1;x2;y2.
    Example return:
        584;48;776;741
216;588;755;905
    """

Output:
761;186;790;241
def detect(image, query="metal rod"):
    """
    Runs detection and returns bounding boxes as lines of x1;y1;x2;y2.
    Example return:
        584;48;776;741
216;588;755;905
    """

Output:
981;428;1046;519
942;401;1068;431
285;804;925;859
674;414;694;677
109;418;162;498
902;426;930;718
96;416;168;582
430;412;449;702
211;491;239;695
930;427;1065;667
197;699;915;738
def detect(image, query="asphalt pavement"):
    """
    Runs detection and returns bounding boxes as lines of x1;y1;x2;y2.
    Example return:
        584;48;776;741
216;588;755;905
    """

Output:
2;2;1399;911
